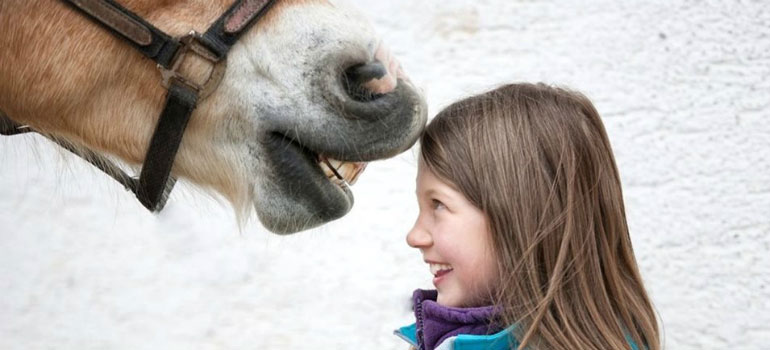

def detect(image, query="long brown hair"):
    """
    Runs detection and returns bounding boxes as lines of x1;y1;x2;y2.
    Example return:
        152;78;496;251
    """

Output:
419;83;659;349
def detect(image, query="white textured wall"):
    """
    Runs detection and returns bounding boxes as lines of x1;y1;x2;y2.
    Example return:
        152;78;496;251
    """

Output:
2;1;769;349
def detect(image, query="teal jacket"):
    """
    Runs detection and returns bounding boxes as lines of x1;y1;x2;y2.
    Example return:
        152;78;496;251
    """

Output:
395;323;642;350
395;323;517;350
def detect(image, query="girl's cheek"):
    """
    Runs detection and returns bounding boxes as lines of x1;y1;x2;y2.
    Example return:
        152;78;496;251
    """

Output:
436;237;458;262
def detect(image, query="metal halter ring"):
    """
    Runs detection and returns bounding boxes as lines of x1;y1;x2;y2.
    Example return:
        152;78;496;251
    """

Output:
159;31;227;99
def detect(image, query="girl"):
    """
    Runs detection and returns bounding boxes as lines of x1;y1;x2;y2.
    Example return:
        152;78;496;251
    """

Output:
395;83;660;350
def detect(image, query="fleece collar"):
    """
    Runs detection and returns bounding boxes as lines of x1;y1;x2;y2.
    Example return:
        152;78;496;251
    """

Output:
398;289;511;350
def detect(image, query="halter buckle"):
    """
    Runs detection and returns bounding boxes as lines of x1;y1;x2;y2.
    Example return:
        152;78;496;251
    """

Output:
159;31;227;99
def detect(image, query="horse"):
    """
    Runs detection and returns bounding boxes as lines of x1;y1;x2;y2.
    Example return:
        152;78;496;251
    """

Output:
0;0;427;234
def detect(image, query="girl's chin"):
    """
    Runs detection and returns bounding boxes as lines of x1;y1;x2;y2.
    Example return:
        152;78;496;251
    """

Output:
435;291;464;308
434;274;477;307
437;290;489;308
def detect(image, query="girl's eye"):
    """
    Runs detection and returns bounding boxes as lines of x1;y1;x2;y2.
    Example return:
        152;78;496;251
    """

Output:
431;199;446;210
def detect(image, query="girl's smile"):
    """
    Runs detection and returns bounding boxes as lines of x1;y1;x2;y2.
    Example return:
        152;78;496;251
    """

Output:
428;262;454;285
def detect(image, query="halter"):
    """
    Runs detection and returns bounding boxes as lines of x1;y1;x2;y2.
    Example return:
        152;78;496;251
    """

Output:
0;0;278;212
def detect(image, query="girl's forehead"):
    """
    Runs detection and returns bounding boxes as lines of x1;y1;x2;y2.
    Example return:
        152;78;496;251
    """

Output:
416;165;461;199
415;162;442;187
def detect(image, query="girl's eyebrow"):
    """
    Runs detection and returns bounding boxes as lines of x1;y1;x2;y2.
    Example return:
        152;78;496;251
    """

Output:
423;188;454;201
415;188;437;198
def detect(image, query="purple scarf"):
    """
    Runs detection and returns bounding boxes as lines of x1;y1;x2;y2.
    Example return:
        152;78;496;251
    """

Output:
412;289;502;350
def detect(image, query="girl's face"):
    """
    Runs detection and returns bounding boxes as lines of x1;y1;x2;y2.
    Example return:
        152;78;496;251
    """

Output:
407;161;499;307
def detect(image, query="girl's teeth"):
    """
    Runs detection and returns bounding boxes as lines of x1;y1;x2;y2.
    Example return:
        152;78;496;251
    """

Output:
429;263;453;276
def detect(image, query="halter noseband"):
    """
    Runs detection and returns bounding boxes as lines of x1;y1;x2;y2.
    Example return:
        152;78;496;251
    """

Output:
0;0;278;212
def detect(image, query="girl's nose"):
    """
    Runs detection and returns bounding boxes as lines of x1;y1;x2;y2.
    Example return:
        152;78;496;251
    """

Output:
406;219;432;248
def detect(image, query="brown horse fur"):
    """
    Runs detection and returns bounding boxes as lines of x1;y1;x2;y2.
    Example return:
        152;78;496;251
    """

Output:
1;0;313;206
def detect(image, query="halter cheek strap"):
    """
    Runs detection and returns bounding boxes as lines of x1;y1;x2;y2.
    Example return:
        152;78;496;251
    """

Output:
0;0;279;212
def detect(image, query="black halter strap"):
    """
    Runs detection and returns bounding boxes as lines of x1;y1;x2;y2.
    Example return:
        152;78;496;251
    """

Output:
1;0;278;212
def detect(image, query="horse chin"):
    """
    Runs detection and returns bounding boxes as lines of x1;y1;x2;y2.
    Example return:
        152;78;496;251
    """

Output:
252;133;355;234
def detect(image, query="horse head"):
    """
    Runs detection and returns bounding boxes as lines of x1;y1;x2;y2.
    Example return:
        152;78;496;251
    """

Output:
0;0;427;233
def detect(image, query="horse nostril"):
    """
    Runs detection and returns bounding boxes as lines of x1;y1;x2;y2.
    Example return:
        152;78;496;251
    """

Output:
342;61;387;102
346;61;387;84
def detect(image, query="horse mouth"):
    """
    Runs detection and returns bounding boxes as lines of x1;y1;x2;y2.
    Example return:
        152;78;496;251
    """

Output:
264;132;367;214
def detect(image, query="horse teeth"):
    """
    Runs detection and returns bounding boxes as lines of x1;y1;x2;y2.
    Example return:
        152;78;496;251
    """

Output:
319;157;367;186
328;158;344;170
340;162;367;185
319;160;337;179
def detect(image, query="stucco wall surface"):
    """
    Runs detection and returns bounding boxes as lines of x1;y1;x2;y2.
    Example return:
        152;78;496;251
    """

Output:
1;1;769;349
